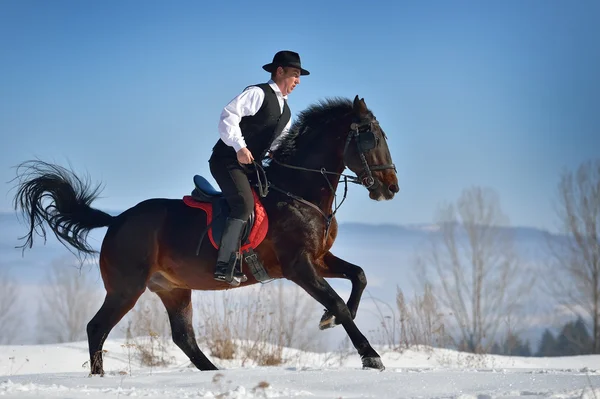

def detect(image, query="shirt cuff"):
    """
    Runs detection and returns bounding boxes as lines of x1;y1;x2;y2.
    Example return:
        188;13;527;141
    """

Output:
231;140;246;153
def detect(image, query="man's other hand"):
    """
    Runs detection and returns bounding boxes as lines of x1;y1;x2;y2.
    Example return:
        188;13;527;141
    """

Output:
236;147;254;164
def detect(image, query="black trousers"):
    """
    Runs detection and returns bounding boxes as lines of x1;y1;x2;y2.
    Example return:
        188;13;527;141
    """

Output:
209;156;254;221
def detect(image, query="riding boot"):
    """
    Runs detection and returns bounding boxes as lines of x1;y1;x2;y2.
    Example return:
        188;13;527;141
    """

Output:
214;217;248;286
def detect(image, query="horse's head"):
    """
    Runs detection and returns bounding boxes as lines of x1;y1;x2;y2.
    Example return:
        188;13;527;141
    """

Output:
343;96;399;200
267;95;399;202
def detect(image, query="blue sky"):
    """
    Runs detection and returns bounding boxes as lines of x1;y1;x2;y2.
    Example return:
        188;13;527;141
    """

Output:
1;0;598;233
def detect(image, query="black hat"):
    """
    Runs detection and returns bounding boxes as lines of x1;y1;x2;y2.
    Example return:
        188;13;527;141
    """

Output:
262;50;310;76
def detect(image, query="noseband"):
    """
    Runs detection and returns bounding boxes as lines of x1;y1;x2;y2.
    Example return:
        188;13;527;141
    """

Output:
343;122;396;189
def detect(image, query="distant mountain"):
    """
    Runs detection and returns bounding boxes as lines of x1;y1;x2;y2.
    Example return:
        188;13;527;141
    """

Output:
0;211;564;280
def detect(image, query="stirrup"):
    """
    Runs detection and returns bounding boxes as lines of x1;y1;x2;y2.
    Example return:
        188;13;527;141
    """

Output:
214;256;247;286
214;272;247;286
214;272;245;286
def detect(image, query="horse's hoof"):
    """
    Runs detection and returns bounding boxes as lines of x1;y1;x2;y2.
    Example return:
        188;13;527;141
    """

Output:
362;356;385;371
318;310;337;330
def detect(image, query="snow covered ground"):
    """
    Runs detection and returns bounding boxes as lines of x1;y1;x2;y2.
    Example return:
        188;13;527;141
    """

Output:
1;338;600;398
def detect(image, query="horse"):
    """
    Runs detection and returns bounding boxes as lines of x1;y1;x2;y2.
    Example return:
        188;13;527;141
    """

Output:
12;95;399;375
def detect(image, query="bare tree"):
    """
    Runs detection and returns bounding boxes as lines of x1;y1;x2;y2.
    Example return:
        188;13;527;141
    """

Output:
36;258;103;343
545;159;600;353
416;186;532;353
0;270;22;344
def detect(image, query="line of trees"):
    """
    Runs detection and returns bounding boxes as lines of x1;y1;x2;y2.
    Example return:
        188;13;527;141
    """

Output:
472;316;594;357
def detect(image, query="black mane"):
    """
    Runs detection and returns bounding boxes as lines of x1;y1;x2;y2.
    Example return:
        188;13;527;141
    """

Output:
273;97;355;162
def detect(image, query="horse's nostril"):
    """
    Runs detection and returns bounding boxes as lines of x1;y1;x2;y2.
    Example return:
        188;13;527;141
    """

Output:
389;184;399;193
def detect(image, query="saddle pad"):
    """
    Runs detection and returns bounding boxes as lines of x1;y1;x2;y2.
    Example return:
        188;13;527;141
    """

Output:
182;190;269;252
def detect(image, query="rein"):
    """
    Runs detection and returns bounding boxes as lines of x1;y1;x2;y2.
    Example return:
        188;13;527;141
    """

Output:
270;157;363;184
251;159;349;242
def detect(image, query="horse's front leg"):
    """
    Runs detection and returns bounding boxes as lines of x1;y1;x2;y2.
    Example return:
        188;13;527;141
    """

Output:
286;252;384;370
317;251;367;330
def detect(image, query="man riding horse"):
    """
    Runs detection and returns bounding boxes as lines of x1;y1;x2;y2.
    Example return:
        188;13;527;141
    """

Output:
209;50;310;285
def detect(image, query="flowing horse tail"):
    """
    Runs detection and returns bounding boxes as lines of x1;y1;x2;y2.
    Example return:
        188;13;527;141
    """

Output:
12;160;115;258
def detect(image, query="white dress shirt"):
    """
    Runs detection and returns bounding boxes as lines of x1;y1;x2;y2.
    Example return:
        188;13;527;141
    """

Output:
217;80;292;153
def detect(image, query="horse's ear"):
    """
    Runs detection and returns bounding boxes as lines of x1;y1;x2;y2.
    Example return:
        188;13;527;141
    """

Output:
353;95;368;116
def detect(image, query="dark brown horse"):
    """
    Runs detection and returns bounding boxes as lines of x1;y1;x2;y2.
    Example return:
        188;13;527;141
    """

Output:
12;95;399;375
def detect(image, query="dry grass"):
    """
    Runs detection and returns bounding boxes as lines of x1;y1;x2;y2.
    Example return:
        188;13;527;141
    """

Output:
395;284;449;349
120;281;322;369
367;284;450;353
123;290;174;370
194;280;322;366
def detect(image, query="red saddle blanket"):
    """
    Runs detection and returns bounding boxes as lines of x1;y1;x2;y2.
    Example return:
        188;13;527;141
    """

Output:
182;190;268;252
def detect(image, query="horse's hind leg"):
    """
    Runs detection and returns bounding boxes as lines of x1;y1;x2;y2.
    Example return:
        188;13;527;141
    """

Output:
87;287;145;375
156;288;218;371
318;251;367;330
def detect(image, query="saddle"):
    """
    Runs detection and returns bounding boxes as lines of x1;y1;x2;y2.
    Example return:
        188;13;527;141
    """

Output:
189;175;256;248
183;175;271;282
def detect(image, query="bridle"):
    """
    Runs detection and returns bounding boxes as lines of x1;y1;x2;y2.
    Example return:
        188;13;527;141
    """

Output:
250;120;396;241
343;121;397;188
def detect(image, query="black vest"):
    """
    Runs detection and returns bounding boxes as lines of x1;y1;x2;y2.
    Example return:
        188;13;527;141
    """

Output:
211;83;291;161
